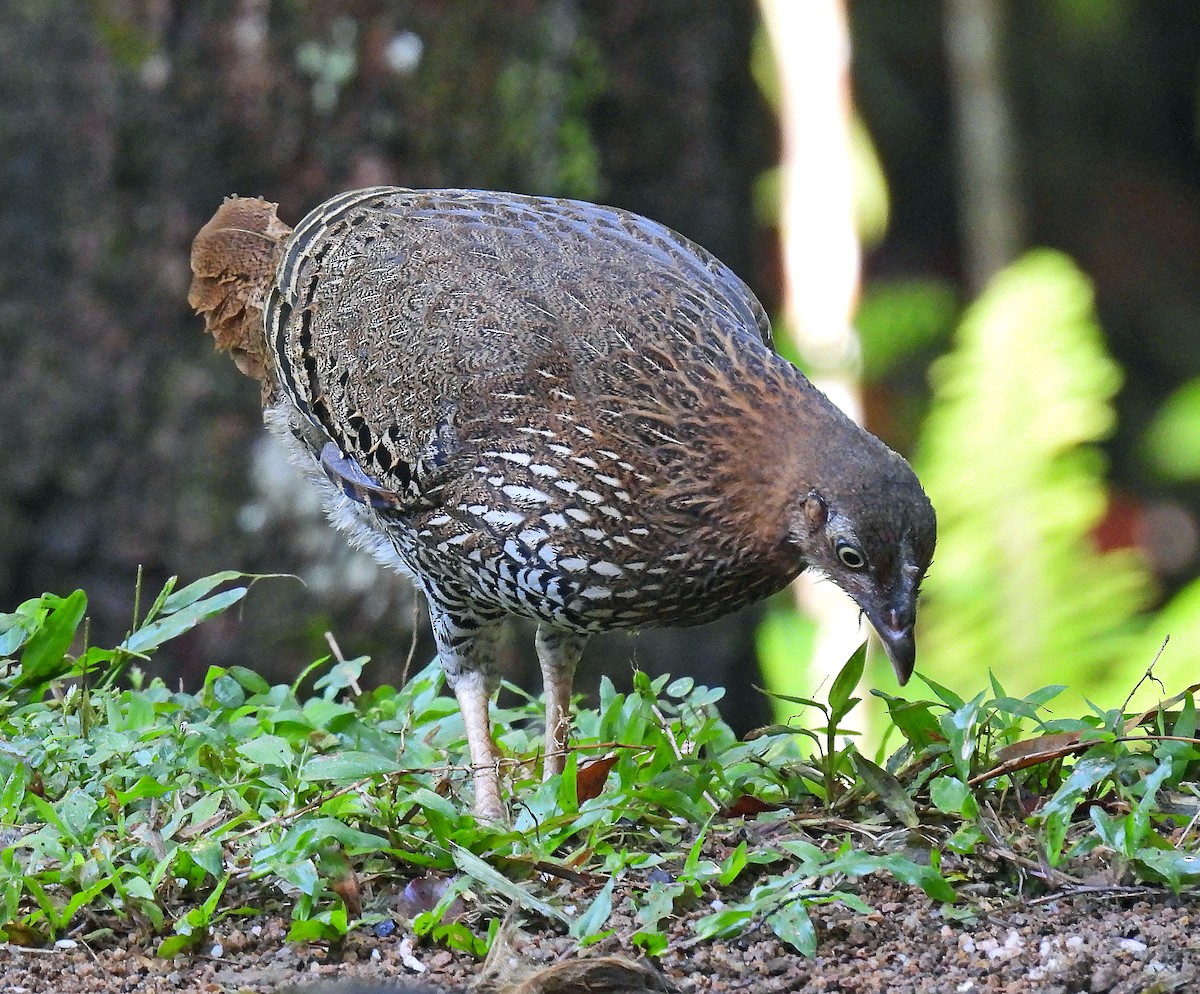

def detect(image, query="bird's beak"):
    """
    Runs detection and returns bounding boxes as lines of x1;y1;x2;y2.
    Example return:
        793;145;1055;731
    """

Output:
864;603;916;686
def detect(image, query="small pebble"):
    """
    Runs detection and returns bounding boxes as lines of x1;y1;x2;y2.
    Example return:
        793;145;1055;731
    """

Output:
399;935;426;973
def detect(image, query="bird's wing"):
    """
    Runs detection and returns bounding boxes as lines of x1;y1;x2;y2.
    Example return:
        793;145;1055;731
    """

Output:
268;187;775;514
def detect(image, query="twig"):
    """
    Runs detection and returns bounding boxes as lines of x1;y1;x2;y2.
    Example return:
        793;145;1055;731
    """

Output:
1179;803;1200;849
1022;884;1163;906
401;590;425;688
1120;636;1169;715
324;631;363;696
650;702;720;812
222;776;377;843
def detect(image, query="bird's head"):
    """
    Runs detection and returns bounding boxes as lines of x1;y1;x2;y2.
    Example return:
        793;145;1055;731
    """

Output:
788;447;936;684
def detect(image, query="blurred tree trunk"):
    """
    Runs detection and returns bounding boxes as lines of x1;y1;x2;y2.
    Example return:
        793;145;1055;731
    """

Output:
759;0;873;698
0;1;773;732
943;0;1023;292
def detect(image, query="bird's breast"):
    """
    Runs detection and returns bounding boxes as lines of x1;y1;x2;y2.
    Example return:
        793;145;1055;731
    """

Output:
377;413;803;630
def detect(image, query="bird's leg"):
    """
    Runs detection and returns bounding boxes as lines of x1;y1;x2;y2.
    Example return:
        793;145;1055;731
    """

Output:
453;669;505;822
429;607;507;822
534;625;587;780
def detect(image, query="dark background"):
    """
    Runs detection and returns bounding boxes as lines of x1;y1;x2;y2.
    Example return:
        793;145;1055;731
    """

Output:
3;1;1198;730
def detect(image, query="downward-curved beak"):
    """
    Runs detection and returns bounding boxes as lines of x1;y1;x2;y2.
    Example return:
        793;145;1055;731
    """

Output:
865;603;916;685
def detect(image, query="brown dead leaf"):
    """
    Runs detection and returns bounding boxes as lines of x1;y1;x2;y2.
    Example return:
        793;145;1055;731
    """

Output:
576;754;618;803
972;731;1095;785
720;794;782;818
328;857;362;918
1123;681;1200;735
994;731;1089;770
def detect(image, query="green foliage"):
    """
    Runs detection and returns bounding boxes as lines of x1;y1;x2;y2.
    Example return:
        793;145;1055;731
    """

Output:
0;575;1195;960
855;277;958;379
492;21;604;199
875;674;1200;890
755;607;816;723
1144;377;1200;481
914;250;1154;701
295;16;358;113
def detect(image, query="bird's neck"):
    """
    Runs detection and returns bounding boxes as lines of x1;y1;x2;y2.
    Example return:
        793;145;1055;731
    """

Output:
687;356;839;562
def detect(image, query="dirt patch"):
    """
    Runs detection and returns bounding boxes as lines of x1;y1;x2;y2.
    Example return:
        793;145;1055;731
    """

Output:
2;877;1196;994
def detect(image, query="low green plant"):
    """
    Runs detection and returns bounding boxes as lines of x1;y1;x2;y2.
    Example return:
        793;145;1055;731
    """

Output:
0;574;1196;959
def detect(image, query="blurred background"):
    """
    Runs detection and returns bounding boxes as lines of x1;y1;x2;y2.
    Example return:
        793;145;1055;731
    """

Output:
3;0;1199;732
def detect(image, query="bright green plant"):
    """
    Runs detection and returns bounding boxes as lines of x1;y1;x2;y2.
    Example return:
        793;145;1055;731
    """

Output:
1144;377;1200;481
914;250;1181;703
0;573;1195;960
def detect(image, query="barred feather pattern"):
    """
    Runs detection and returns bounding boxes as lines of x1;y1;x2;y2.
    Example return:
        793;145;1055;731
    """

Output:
260;187;865;639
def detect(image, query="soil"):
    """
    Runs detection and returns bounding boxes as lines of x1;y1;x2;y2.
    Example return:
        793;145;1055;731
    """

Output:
1;875;1196;994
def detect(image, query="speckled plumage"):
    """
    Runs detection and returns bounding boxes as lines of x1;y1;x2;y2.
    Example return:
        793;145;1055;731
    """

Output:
190;186;936;820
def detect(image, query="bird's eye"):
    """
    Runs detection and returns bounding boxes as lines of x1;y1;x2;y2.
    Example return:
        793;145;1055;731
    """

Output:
835;540;866;570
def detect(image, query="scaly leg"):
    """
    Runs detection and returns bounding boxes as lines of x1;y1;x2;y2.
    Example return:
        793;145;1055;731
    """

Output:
534;625;587;779
429;605;507;822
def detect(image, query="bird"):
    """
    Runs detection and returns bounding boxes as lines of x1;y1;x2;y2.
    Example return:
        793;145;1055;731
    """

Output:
189;186;936;821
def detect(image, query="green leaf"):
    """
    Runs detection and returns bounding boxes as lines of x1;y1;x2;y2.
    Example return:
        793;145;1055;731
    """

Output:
1131;760;1174;847
423;920;490;956
665;677;694;698
915;250;1150;706
314;655;370;697
1134;849;1200;891
273;857;320;896
873;854;957;903
852;754;919;828
876;693;943;753
0;766;28;816
827;643;867;723
229;666;271;695
631;929;668;956
448;843;571;926
156;934;194;958
694;907;754;939
0;601;43;657
766;899;817;955
570;876;614;942
302;751;404;781
189;841;226;880
856;277;958;378
161;572;248;615
19;589;87;685
1037;755;1115;862
719;841;749;886
286;917;338;943
236;735;295;769
122;588;246;655
939;692;985;782
282;818;388;855
199;874;229;916
138;575;178;628
1144;377;1200;480
57;788;99;842
930;776;978;819
108;691;155;731
636;880;684;932
209;673;245;709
